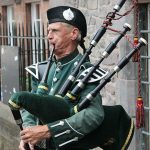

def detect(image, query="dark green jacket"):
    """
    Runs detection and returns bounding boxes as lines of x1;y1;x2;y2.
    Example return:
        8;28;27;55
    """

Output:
22;50;104;149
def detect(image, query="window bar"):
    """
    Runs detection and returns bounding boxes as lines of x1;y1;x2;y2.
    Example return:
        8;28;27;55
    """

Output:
142;131;150;136
140;30;150;33
144;106;150;111
141;81;150;85
141;56;150;59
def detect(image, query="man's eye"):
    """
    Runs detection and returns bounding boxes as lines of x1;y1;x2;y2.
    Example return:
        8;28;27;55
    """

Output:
47;29;59;33
52;29;58;32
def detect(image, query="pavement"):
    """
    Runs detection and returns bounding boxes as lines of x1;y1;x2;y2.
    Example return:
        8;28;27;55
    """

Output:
0;102;20;150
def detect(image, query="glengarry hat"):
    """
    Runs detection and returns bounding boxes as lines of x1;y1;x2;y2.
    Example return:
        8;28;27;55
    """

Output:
47;6;87;38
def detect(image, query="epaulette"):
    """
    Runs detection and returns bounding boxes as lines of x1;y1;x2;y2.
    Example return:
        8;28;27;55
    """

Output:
80;62;93;70
78;62;108;83
25;61;48;81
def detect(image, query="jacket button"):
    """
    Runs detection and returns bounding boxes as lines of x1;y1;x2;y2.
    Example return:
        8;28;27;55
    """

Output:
74;61;78;67
56;67;61;72
53;77;58;82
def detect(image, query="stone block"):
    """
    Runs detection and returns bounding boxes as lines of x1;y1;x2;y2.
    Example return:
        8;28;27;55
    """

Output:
98;0;110;6
87;0;98;10
79;0;87;7
66;0;79;7
116;79;137;116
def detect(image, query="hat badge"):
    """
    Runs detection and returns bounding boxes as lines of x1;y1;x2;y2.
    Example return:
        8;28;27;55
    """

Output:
63;8;74;21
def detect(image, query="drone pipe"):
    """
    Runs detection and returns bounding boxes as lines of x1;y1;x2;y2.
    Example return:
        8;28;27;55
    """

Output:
76;37;147;112
67;23;131;99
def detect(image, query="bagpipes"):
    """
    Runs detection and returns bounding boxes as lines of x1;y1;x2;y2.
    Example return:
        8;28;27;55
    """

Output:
9;37;147;150
8;0;148;150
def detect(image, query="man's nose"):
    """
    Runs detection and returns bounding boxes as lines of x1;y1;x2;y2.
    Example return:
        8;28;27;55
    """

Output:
47;31;53;40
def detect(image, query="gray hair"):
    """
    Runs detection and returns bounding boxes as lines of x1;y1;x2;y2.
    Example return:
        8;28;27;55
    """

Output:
61;22;82;43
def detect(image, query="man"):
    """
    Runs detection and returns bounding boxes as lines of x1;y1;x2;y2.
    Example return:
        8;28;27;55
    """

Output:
19;6;104;150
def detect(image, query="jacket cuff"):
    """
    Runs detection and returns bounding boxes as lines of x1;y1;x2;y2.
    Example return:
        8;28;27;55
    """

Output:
47;119;84;149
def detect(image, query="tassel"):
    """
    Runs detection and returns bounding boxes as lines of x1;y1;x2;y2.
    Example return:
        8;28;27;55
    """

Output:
136;96;144;129
132;36;139;62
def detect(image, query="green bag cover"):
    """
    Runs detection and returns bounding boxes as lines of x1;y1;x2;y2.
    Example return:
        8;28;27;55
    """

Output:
9;91;70;124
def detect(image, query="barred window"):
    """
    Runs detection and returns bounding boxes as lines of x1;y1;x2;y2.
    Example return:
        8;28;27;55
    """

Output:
139;3;150;150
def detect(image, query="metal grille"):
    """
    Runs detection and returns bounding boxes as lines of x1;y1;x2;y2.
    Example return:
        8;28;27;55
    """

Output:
0;22;51;91
139;3;150;150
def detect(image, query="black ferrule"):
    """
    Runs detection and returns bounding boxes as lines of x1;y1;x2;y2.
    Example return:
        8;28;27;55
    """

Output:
105;42;116;55
86;44;94;54
114;0;126;11
117;42;143;70
91;27;107;46
78;98;91;111
114;26;130;44
58;79;73;96
117;57;129;70
71;84;84;96
114;33;124;44
117;0;126;9
11;109;23;126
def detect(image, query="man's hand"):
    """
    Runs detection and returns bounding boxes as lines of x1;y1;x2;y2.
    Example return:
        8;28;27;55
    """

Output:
20;125;51;146
19;140;34;150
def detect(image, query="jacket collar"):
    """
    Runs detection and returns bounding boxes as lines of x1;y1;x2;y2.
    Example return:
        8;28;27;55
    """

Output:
56;49;79;65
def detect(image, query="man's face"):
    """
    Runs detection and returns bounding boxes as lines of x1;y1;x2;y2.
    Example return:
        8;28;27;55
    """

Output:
47;22;75;56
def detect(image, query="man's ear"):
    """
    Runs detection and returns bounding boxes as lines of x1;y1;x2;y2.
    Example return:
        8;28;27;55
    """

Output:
71;28;79;40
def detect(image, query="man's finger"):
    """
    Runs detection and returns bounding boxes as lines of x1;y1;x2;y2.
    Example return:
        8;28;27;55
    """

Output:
19;140;26;150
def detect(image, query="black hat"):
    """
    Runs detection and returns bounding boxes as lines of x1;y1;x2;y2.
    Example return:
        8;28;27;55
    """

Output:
47;6;87;38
